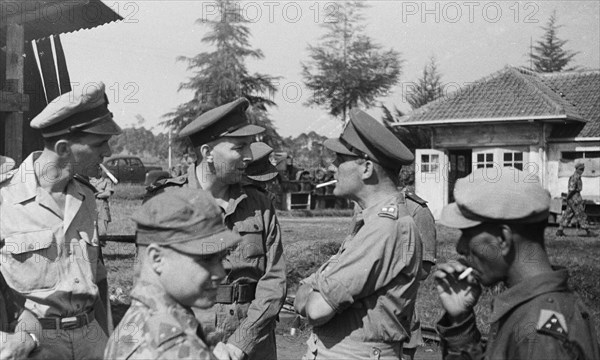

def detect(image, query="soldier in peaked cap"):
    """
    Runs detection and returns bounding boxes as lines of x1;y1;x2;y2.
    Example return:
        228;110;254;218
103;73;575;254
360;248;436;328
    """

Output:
294;108;423;359
145;98;286;360
104;189;242;360
0;82;121;360
434;168;599;360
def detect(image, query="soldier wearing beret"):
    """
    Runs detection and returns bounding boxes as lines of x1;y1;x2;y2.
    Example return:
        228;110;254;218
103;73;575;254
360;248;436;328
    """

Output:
243;142;280;207
435;168;600;360
145;98;286;360
557;162;592;237
294;109;423;359
104;189;242;359
0;82;121;359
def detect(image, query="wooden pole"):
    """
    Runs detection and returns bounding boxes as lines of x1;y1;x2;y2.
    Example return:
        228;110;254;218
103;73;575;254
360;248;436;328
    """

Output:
5;22;25;162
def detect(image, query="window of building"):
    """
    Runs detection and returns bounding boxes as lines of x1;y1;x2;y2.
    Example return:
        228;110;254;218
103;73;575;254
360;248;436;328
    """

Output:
561;151;600;160
421;154;439;173
476;153;494;168
503;151;524;170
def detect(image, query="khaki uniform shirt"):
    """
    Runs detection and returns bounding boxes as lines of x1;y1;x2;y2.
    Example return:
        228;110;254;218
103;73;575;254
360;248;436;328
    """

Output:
146;169;286;357
303;194;422;348
437;270;600;360
0;152;105;318
104;281;216;360
402;190;436;264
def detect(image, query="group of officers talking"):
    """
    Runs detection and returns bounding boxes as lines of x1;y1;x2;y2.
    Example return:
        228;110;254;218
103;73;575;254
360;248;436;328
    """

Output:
0;83;598;360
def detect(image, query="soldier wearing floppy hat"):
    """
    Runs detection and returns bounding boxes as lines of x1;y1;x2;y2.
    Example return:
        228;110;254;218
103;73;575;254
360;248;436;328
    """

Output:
146;98;286;360
557;161;591;237
0;82;121;359
105;189;242;360
434;168;599;360
294;108;423;359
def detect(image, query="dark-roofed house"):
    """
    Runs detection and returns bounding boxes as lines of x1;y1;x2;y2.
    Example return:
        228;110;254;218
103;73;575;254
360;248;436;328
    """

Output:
394;66;600;219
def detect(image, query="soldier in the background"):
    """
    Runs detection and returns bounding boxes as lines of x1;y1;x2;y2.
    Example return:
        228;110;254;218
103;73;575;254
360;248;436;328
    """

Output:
104;189;242;360
145;98;286;360
556;162;592;236
435;168;599;359
91;167;115;237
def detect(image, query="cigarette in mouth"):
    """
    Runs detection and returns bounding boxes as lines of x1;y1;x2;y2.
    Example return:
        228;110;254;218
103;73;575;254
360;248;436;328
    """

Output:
458;267;473;280
315;180;337;188
99;163;119;184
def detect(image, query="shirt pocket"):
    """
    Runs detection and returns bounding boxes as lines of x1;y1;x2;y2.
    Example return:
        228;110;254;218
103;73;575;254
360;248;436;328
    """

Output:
1;230;59;293
234;215;265;259
77;230;100;279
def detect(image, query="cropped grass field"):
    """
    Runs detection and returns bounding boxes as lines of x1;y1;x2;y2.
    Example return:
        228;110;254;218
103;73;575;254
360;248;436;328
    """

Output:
103;184;600;337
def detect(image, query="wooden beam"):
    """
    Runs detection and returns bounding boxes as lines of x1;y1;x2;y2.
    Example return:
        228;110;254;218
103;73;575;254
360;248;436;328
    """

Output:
0;91;29;112
4;22;25;163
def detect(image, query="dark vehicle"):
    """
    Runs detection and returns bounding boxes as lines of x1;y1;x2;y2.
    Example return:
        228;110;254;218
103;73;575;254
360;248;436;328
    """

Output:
103;155;168;184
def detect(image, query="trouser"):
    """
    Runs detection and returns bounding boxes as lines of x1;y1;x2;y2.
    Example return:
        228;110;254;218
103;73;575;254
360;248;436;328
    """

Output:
29;319;107;360
196;302;277;360
303;332;403;360
559;196;589;230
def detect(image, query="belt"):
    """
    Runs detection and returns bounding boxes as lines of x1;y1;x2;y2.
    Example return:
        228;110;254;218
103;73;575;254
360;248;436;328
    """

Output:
216;283;257;304
39;309;95;330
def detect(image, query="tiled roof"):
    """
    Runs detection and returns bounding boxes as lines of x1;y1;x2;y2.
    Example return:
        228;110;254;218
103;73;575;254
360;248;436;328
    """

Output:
1;0;122;47
399;66;600;138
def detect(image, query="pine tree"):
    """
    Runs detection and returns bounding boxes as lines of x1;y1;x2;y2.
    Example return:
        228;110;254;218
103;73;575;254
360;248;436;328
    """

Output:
530;11;578;72
405;56;443;110
302;1;402;122
162;0;282;146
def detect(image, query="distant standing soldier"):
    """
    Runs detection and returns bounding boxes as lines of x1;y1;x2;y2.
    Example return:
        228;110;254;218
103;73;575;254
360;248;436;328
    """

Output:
145;98;286;360
435;168;599;359
104;189;242;359
556;162;592;236
0;82;121;359
91;168;115;237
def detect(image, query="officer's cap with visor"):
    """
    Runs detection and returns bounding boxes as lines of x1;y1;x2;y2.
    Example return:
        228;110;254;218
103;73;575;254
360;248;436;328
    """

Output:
323;108;414;171
179;98;264;147
30;82;122;138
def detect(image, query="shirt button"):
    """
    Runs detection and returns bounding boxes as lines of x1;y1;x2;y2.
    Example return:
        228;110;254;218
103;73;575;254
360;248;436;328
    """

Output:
230;310;235;316
372;349;380;356
74;278;80;284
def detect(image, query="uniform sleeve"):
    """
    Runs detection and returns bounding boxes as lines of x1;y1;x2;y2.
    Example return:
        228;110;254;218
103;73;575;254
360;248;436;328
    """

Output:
314;216;419;313
568;175;578;192
227;202;286;355
411;205;437;263
437;312;486;360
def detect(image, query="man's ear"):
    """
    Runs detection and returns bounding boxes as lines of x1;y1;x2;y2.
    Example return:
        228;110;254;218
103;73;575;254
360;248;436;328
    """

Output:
361;160;374;180
146;244;165;274
499;224;514;257
200;144;213;163
54;140;71;158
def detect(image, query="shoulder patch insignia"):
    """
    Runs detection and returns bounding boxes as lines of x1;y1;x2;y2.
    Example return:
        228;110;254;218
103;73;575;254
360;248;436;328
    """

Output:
378;205;398;219
537;309;568;338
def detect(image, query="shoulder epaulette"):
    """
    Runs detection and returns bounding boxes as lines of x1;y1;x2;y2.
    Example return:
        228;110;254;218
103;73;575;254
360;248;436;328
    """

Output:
405;191;428;206
144;313;185;348
146;175;187;193
378;204;399;219
74;174;98;193
536;309;568;339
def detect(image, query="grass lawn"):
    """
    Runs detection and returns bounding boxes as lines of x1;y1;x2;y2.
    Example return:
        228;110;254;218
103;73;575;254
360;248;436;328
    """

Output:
103;184;600;338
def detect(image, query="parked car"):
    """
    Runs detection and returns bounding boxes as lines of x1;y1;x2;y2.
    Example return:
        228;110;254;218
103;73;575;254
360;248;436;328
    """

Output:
103;155;169;184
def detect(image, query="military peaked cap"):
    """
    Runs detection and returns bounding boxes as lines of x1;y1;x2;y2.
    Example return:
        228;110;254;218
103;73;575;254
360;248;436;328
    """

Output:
324;109;414;170
179;98;264;147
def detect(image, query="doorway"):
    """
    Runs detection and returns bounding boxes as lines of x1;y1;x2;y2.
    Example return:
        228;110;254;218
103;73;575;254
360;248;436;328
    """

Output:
448;149;472;202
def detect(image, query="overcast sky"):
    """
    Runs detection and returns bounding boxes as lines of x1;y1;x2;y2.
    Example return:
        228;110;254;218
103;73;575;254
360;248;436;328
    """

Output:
60;1;600;138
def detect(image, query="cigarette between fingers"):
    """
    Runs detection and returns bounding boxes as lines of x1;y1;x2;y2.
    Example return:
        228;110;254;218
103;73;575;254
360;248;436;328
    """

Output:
315;180;337;188
458;267;473;280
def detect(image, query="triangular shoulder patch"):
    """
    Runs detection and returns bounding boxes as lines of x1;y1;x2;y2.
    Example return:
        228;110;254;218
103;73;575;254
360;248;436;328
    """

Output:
536;309;568;339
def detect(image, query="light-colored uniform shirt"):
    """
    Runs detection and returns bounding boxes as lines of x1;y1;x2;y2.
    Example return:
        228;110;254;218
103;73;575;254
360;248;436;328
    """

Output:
105;281;216;360
302;194;422;359
0;152;105;318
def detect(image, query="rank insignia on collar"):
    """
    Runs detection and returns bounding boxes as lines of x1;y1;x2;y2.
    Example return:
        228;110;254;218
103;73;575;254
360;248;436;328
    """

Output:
536;309;568;338
378;205;398;219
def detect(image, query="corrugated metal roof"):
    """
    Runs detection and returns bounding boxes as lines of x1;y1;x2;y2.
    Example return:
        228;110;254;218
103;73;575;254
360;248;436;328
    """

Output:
397;66;600;138
1;0;122;47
